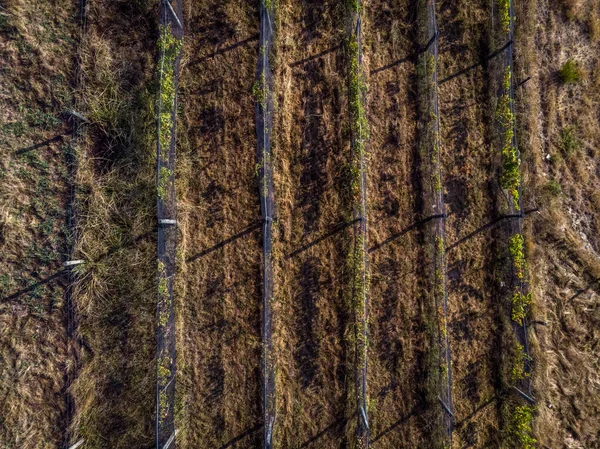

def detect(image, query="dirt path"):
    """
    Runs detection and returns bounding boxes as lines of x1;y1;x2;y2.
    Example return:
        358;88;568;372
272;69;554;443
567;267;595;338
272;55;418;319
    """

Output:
176;1;262;447
272;1;350;447
437;1;503;447
363;1;430;447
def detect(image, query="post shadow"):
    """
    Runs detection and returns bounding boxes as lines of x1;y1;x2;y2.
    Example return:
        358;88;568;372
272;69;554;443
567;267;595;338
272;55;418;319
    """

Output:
13;135;65;155
299;417;349;448
285;219;358;259
186;221;261;262
188;33;260;67
1;269;68;302
370;406;421;443
289;44;342;68
439;40;513;84
217;423;263;449
368;215;444;253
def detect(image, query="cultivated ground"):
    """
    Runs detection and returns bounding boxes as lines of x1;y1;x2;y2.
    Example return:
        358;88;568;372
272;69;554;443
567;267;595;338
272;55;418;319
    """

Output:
1;1;599;449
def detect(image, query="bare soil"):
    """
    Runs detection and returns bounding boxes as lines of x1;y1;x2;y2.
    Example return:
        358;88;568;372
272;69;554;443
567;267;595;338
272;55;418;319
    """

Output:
175;1;263;447
271;2;350;447
437;1;504;447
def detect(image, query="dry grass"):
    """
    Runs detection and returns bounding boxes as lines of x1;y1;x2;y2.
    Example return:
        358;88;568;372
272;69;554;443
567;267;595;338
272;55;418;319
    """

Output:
437;0;506;447
515;0;600;447
66;1;158;447
0;1;76;447
174;1;262;447
2;1;600;448
271;2;353;447
363;1;436;447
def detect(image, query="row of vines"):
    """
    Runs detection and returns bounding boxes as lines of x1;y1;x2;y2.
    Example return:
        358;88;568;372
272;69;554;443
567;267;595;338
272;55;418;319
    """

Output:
256;0;276;447
416;0;453;447
345;1;370;447
492;1;536;448
155;1;183;447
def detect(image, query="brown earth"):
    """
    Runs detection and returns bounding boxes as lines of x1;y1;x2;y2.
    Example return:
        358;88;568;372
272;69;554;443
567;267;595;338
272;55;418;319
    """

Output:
271;1;350;447
437;1;504;447
515;0;600;447
363;1;430;447
0;1;599;449
175;1;262;447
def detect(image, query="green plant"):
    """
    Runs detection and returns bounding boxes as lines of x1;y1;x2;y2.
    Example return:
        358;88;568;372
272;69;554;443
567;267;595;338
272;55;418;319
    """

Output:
510;342;530;382
559;59;582;84
510;405;537;449
346;0;361;13
498;0;511;32
496;67;520;209
509;234;527;279
252;74;267;109
157;166;172;199
157;25;183;157
511;291;532;324
544;179;562;197
346;34;369;200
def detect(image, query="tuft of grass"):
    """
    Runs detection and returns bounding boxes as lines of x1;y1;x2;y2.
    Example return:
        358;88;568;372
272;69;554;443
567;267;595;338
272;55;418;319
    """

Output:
559;0;580;20
589;17;600;41
559;125;580;156
544;179;562;197
558;59;583;84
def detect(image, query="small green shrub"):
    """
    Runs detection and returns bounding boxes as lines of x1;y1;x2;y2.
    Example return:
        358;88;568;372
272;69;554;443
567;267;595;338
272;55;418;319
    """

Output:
510;405;537;449
509;234;527;280
498;0;511;32
511;291;532;324
544;179;562;197
559;59;582;84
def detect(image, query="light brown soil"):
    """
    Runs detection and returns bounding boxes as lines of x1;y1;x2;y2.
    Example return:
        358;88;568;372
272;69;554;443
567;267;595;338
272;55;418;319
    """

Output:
271;1;350;447
437;1;504;447
515;0;600;447
175;1;262;447
1;1;599;448
363;1;431;447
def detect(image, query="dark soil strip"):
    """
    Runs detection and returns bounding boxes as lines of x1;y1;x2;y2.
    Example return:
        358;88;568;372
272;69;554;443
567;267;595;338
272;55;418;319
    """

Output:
156;1;183;447
256;1;276;447
346;3;369;446
64;0;88;446
416;1;453;445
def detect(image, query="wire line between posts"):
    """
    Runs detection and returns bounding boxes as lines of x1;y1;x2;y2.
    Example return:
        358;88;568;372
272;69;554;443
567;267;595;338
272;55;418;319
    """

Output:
256;1;275;448
155;1;182;448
